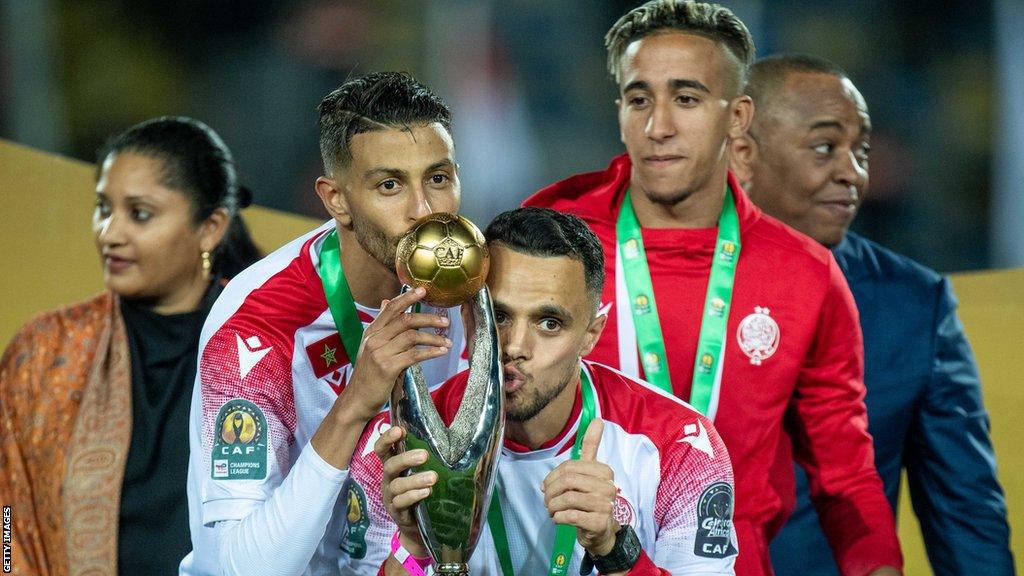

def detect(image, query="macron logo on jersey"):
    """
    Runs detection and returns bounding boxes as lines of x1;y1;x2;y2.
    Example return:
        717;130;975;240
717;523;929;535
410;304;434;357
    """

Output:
362;419;392;457
236;334;273;380
677;420;714;458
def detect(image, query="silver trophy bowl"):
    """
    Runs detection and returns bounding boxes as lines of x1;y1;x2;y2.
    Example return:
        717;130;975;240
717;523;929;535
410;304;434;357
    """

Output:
391;286;505;575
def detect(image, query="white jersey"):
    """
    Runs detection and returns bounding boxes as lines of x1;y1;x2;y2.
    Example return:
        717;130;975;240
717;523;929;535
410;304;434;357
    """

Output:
343;361;738;575
183;221;466;575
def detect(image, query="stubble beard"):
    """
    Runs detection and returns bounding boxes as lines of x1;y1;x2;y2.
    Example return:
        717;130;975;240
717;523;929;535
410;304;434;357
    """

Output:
646;186;695;207
351;212;401;272
505;360;579;423
635;150;724;208
635;167;698;207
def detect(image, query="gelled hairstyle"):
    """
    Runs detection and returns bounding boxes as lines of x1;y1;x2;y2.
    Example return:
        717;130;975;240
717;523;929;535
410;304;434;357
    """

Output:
317;71;452;175
485;207;605;311
605;0;755;94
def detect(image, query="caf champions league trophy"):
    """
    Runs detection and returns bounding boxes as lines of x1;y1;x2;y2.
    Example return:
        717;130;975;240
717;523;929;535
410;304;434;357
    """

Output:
392;212;504;575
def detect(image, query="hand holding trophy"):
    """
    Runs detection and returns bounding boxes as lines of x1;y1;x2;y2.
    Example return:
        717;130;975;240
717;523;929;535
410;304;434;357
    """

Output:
390;213;504;575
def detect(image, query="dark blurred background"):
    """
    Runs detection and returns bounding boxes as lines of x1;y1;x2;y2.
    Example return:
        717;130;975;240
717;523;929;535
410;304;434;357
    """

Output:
3;0;1022;272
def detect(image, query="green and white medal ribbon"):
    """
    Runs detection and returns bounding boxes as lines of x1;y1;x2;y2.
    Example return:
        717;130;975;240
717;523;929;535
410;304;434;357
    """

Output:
615;187;741;418
317;229;364;363
488;366;597;576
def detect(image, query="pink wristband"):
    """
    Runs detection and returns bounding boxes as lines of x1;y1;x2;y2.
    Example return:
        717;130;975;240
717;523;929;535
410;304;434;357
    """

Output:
390;531;433;576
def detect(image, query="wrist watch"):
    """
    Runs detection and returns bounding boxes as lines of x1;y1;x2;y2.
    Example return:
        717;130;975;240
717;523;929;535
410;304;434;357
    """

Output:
580;525;642;575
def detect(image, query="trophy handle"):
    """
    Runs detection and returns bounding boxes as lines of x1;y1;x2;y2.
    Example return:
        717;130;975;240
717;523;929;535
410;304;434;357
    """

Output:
390;286;505;573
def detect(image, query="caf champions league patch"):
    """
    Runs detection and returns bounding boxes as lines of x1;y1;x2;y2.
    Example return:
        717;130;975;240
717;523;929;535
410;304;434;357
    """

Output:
694;482;738;559
211;398;267;480
340;478;369;559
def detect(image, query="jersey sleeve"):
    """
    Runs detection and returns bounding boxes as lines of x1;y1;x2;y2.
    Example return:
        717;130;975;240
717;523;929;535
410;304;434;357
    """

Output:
190;321;358;575
196;325;299;525
787;258;902;575
212;442;349;575
652;414;738;575
339;413;400;574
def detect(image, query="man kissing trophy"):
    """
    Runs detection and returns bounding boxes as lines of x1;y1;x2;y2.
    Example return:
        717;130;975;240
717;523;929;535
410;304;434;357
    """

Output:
391;212;503;576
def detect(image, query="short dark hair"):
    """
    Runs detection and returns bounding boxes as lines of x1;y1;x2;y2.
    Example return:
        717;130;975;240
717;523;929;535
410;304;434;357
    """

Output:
484;208;605;311
745;54;852;135
746;54;849;108
317;71;452;175
99;116;260;278
605;0;755;89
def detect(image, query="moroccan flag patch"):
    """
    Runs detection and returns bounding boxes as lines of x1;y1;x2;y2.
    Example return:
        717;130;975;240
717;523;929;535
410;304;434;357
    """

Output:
306;332;352;379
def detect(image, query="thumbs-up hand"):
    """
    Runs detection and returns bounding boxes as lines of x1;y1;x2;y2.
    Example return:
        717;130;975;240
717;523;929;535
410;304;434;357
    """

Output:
541;419;621;558
579;418;604;461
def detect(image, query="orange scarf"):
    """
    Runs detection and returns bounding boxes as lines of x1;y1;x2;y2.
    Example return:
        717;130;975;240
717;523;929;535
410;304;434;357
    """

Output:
1;292;132;576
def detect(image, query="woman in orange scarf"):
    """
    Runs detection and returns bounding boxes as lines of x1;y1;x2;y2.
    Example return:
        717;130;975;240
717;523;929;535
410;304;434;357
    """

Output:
0;117;261;575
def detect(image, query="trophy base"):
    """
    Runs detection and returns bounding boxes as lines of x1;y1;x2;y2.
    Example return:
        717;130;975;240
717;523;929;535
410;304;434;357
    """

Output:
434;563;469;575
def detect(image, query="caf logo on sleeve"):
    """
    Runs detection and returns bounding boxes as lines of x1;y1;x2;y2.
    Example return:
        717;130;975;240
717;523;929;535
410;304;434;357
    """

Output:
694;482;738;559
211;398;267;480
341;479;369;559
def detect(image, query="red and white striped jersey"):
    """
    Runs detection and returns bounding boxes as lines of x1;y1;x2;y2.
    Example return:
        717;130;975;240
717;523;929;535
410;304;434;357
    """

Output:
184;221;466;575
342;361;737;575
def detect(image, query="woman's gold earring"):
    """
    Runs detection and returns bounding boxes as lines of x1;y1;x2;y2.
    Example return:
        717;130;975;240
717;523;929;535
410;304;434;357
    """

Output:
201;251;212;280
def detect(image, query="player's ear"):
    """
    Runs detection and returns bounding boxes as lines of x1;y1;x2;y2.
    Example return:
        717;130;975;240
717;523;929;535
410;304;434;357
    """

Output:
729;95;754;139
581;310;608;357
316;176;353;228
729;134;757;187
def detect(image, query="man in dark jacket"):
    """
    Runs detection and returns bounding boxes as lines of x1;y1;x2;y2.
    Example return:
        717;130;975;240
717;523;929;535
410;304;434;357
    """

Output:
730;53;1014;576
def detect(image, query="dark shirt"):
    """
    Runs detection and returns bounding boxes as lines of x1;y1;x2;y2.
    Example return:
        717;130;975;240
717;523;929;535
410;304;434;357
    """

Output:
770;232;1014;575
118;284;221;575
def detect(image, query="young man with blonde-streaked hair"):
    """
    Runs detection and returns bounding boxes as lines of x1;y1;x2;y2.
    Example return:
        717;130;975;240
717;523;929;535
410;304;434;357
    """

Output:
526;2;903;574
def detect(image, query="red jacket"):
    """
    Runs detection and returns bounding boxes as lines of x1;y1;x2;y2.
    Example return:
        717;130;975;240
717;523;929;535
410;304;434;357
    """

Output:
524;154;902;576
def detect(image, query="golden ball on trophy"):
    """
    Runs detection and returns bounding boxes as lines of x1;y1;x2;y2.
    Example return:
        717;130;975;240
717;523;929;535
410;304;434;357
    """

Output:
396;212;490;308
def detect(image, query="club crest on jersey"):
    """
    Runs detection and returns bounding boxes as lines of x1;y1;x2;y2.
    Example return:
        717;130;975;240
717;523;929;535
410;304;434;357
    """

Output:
736;306;780;365
340;478;369;559
694;482;737;559
612;488;636;527
211;398;267;480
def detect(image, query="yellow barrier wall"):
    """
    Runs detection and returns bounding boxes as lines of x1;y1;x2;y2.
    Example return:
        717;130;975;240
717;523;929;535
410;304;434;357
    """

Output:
0;139;1018;573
